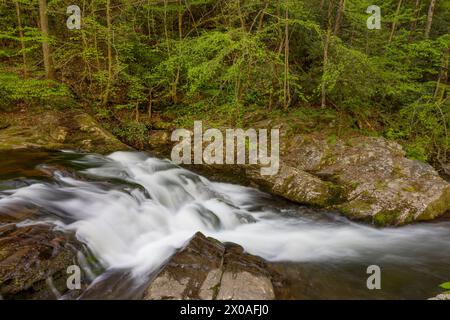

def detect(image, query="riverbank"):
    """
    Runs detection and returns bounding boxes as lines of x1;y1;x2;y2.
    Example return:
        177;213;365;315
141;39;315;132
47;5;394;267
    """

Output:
1;107;449;227
1;149;449;300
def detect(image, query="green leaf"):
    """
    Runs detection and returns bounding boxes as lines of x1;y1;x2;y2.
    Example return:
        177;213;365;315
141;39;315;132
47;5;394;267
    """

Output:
439;282;450;290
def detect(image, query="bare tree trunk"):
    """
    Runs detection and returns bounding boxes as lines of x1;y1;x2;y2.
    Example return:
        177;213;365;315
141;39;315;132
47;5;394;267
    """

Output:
15;0;28;79
434;45;449;101
103;0;113;105
178;0;183;40
425;0;437;39
283;4;291;110
38;0;54;79
148;88;153;119
321;0;334;108
333;0;346;36
171;0;184;104
388;0;403;44
163;0;169;52
258;1;269;31
135;104;140;122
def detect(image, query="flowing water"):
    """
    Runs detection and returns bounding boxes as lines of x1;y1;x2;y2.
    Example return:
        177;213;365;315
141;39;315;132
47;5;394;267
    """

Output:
0;149;449;299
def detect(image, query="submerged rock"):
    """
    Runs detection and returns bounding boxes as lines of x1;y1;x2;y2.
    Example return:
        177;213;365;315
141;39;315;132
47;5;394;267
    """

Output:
143;232;283;300
0;221;90;299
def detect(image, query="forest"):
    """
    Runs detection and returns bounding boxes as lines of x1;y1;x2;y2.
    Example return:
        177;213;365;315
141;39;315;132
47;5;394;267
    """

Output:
0;0;450;302
0;0;448;167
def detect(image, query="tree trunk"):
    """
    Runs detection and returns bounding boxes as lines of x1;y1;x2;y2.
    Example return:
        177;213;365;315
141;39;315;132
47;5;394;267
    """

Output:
283;4;291;110
15;0;28;79
409;0;421;41
38;0;54;79
388;0;403;44
321;0;334;108
178;0;183;40
333;0;346;36
434;45;449;101
103;0;113;105
148;88;153;119
425;0;437;39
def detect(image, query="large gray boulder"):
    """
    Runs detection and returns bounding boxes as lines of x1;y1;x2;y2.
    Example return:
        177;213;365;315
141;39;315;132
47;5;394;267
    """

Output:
148;130;449;226
281;135;450;226
143;232;282;300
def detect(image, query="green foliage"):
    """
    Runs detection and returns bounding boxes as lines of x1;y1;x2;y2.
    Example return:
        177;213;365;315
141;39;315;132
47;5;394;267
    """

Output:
111;120;147;147
0;73;72;109
0;0;448;163
439;282;450;295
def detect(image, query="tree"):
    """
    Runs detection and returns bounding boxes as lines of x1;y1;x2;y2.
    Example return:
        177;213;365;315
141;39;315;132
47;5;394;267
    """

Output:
38;0;54;79
14;0;27;78
283;2;291;110
425;0;437;39
389;0;403;44
103;0;113;105
321;0;334;108
333;0;346;36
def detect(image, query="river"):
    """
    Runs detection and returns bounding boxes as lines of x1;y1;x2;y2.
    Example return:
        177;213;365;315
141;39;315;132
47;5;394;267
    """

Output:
0;149;449;299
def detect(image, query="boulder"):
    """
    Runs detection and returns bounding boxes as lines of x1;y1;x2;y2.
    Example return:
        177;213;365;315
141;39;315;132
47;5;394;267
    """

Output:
215;244;276;300
0;221;90;299
154;131;450;226
0;109;129;154
143;232;283;300
281;135;450;226
429;293;450;300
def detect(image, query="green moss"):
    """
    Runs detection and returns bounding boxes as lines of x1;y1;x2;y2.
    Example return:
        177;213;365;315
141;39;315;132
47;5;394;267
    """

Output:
373;210;402;227
338;200;374;221
418;187;450;221
402;185;416;192
325;183;346;206
326;134;338;146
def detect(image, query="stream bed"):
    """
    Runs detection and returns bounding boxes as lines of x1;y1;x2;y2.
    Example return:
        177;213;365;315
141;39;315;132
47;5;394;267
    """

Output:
0;149;449;299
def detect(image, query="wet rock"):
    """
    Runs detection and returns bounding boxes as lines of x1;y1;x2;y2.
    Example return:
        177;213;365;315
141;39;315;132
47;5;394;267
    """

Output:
247;164;340;207
144;232;224;300
159;132;450;226
143;232;282;300
216;244;275;300
0;223;89;299
136;125;450;226
429;293;450;300
79;269;143;300
282;135;450;226
72;114;130;154
0;109;129;154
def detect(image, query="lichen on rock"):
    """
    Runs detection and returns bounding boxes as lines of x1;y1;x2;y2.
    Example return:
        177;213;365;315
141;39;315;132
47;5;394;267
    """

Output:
143;232;283;300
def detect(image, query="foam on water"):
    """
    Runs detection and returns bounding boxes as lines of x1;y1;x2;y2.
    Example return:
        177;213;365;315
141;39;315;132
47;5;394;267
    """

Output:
1;151;449;277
